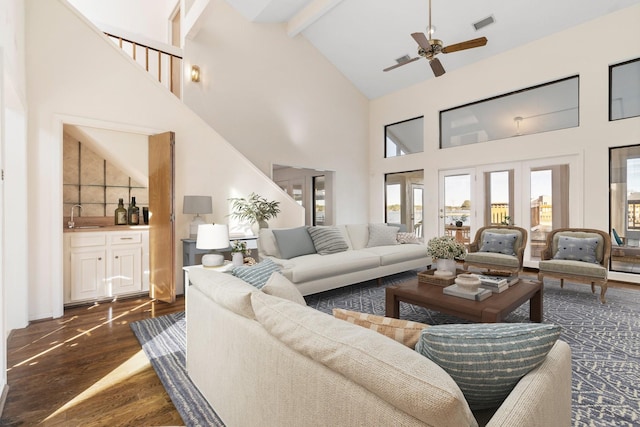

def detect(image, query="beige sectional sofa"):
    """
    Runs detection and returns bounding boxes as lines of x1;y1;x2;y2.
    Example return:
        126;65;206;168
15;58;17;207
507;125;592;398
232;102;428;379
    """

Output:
258;224;430;295
186;267;573;427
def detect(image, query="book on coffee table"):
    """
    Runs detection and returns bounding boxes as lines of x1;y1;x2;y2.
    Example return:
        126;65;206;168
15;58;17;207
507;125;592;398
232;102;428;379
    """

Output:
443;285;492;301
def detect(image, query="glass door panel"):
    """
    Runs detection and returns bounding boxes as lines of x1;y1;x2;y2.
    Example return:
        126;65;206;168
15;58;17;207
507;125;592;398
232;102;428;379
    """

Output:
486;170;513;225
440;171;473;246
312;175;325;226
529;165;569;260
385;170;424;233
412;185;424;237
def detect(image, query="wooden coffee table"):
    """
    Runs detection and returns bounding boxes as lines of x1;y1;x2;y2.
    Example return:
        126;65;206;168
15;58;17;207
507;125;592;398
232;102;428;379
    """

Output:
385;277;543;323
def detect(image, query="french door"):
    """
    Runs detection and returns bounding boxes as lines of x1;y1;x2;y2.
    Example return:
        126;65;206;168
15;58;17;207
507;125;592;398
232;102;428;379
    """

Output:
438;156;579;266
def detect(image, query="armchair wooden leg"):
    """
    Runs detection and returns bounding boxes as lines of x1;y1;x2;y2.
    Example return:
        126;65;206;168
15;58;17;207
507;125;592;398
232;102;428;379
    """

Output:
591;282;596;294
600;284;607;304
560;278;564;288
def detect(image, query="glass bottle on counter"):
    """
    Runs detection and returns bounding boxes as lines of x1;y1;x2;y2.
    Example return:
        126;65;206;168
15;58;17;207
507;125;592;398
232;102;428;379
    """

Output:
115;198;128;225
128;197;140;225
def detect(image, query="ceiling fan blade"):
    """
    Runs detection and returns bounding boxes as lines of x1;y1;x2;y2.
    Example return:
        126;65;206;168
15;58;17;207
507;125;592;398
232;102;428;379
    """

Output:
442;37;487;54
411;32;431;50
429;57;445;77
383;57;420;72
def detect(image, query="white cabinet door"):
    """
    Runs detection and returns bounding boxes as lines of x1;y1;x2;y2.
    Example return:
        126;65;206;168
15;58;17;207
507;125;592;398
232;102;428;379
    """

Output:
110;246;142;295
70;249;106;301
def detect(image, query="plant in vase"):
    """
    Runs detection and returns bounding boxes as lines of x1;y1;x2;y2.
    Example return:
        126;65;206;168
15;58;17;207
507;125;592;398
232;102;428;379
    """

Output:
231;240;250;266
229;193;281;232
426;236;466;277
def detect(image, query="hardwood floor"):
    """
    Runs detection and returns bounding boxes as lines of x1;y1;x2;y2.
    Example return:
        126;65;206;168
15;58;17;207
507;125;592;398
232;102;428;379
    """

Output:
0;296;185;427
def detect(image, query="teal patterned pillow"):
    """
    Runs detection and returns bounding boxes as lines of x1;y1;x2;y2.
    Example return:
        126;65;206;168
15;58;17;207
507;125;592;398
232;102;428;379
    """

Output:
479;232;518;255
232;259;281;289
553;236;599;263
415;323;561;410
307;227;349;255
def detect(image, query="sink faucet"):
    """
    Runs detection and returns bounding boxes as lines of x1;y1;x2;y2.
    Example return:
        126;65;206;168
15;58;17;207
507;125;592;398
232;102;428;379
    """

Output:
68;204;83;229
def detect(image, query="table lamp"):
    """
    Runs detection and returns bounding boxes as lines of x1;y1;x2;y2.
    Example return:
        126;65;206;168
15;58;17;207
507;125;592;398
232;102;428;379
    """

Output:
184;195;213;238
196;223;230;267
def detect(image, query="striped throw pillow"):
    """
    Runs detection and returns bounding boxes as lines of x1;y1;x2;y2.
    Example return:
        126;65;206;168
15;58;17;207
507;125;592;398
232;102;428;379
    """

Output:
232;258;281;289
307;227;349;255
333;309;429;348
415;323;561;410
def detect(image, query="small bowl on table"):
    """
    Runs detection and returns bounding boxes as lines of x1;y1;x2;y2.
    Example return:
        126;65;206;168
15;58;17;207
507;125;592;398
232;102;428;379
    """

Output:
455;273;481;293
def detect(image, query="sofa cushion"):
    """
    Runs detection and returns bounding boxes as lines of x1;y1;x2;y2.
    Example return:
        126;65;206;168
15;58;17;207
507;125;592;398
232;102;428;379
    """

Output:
344;224;369;250
361;244;428;266
258;228;282;258
308;226;349;255
415;323;561;410
397;232;422;244
479;232;518;255
272;226;316;259
187;267;257;319
553;235;599;263
538;259;607;279
366;224;399;247
261;272;307;306
251;291;476;426
285;251;380;283
333;308;429;348
463;251;520;268
232;258;281;289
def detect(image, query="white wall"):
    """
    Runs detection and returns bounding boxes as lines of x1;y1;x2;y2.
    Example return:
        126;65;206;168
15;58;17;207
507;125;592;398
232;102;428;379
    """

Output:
67;0;177;45
25;0;303;320
369;4;640;281
182;0;370;225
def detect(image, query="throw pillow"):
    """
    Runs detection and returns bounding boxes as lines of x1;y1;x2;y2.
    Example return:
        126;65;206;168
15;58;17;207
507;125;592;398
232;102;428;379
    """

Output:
307;227;349;255
397;232;422;244
415;323;561;410
366;224;400;247
232;258;281;289
272;227;316;259
333;308;429;348
479;232;518;255
553;235;599;263
612;228;624;246
262;272;307;306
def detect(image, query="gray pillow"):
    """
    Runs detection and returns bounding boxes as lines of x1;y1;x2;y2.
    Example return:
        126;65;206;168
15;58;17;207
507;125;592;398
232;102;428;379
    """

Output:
307;227;349;255
553;236;599;263
479;232;518;255
367;224;399;247
272;227;316;259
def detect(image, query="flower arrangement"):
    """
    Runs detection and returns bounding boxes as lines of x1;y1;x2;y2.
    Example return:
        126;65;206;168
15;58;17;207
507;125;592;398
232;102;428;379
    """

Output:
231;240;250;256
426;236;466;260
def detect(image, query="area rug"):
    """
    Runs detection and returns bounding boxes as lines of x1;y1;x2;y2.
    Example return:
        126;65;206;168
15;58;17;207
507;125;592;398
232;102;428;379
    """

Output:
130;312;224;427
306;272;640;427
133;273;640;427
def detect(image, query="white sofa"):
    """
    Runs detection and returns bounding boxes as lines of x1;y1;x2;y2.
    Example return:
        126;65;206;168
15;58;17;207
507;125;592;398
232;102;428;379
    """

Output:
186;268;573;427
258;224;430;295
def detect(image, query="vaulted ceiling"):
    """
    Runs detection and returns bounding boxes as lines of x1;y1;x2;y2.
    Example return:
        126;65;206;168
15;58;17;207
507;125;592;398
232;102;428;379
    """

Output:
225;0;640;99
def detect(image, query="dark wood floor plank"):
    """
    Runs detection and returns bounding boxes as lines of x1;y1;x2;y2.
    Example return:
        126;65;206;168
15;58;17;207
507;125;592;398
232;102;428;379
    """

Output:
0;296;185;426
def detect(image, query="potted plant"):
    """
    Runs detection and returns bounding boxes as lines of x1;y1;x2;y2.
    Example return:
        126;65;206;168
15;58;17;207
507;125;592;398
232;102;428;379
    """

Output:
500;216;513;226
231;240;250;266
426;236;466;277
451;215;468;227
229;193;280;229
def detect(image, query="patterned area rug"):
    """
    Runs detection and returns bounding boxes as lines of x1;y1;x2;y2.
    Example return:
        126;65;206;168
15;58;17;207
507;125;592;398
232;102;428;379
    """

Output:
130;312;224;427
306;272;640;427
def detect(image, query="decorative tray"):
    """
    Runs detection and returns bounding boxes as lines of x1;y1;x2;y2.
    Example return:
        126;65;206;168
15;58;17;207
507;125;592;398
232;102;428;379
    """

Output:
417;268;466;287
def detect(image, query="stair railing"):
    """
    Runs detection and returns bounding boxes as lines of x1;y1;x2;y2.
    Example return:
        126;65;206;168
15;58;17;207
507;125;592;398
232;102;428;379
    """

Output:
105;32;183;98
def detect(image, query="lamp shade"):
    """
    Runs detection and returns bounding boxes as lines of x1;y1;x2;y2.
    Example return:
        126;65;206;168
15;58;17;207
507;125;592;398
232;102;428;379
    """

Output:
196;223;229;250
183;196;212;214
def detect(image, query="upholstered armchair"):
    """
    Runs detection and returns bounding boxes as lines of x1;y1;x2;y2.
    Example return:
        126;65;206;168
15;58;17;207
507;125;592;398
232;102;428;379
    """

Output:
538;228;611;303
464;226;528;275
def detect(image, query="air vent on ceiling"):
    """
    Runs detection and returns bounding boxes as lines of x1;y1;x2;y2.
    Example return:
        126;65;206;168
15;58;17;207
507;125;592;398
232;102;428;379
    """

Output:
395;54;411;64
473;15;495;31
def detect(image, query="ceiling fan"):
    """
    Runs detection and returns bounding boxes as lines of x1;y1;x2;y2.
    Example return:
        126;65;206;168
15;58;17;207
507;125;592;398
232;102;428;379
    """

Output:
383;0;488;77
